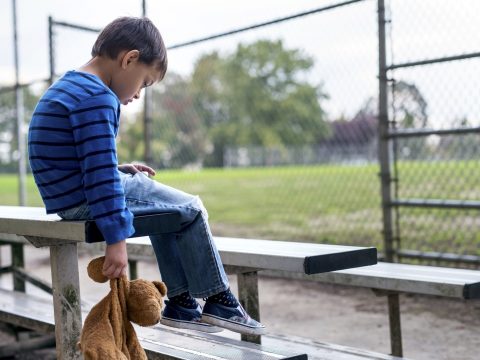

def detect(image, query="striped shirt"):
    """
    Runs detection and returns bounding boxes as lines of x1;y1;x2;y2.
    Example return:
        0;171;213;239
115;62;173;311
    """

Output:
28;70;134;244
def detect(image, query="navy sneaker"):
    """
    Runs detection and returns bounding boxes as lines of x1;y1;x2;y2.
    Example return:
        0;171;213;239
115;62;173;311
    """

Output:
201;302;266;335
160;300;223;333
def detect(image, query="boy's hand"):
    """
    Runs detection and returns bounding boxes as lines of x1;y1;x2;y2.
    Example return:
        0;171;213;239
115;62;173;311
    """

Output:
118;163;156;177
103;240;128;279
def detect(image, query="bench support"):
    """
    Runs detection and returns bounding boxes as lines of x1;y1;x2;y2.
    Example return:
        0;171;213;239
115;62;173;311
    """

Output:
128;259;138;280
237;271;261;344
11;243;25;292
387;293;403;357
50;243;82;360
0;240;26;292
373;288;403;357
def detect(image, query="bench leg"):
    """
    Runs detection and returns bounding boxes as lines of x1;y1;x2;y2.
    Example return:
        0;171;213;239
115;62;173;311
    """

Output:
237;271;261;344
11;243;25;292
388;293;403;357
128;259;138;280
50;244;82;359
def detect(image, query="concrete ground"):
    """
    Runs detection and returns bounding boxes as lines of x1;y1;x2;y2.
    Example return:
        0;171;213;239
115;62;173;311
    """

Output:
0;245;479;360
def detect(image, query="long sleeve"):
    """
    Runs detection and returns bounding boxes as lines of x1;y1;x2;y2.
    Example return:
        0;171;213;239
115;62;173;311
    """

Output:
70;93;134;244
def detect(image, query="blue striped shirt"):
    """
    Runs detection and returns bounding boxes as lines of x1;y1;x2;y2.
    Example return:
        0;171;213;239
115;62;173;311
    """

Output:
28;71;134;244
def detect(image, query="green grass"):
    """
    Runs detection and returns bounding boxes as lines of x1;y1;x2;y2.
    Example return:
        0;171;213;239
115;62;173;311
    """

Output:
156;165;382;245
1;160;479;254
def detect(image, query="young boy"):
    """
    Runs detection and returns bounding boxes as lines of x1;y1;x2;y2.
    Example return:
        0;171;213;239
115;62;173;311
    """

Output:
28;16;265;336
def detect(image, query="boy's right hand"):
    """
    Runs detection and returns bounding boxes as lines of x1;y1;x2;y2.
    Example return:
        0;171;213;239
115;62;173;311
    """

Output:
103;240;128;279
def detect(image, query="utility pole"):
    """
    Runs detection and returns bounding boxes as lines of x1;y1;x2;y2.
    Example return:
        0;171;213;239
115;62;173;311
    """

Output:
142;0;153;165
11;0;27;293
48;16;55;85
12;0;27;206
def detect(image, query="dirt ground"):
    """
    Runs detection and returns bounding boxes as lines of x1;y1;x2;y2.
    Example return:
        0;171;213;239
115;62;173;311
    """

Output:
1;245;479;360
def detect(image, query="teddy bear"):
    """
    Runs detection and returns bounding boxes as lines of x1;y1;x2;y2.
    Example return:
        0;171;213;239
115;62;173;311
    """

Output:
78;256;167;360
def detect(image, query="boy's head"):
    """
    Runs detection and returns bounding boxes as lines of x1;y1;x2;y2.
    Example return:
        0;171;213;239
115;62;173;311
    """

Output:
92;17;168;105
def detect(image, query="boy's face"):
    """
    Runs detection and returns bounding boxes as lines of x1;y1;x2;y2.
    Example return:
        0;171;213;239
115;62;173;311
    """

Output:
111;50;163;105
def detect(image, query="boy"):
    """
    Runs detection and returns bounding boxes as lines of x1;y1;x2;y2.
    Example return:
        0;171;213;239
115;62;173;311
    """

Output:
28;16;265;336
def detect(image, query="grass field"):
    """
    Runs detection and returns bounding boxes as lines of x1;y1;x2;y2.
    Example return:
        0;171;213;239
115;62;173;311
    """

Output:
1;161;479;254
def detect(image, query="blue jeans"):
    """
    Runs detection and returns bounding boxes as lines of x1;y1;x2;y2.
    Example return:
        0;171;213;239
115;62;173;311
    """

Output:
58;172;230;298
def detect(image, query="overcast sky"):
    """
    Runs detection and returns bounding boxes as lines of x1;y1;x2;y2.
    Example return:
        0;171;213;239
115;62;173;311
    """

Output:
1;0;479;124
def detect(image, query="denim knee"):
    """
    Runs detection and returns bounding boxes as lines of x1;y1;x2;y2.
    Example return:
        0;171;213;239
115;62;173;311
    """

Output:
190;195;209;220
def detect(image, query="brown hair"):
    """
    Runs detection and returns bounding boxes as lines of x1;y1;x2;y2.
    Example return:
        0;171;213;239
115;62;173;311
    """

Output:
92;17;168;79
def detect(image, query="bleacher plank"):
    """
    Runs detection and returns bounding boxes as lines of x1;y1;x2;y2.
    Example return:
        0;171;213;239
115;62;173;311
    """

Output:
0;206;181;244
0;206;84;242
0;288;54;333
263;262;480;299
126;236;377;274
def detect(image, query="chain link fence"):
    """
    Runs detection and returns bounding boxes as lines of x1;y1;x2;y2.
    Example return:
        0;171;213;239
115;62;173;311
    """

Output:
386;0;480;265
1;0;479;265
140;0;382;246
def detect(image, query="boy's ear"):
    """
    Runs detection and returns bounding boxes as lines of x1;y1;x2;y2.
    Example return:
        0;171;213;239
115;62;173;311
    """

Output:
120;50;140;69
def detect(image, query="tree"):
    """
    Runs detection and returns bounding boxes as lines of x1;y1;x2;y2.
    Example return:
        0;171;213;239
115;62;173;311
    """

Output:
119;73;210;169
325;99;377;147
117;113;144;165
120;40;330;168
391;81;428;129
152;73;210;168
353;81;429;160
191;40;330;167
353;81;428;131
0;86;39;172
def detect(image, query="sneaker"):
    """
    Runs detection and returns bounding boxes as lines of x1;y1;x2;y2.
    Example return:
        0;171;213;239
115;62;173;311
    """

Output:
201;302;266;335
160;300;223;333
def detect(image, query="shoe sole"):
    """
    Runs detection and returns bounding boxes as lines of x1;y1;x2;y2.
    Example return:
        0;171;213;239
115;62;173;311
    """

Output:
201;314;266;335
160;317;223;333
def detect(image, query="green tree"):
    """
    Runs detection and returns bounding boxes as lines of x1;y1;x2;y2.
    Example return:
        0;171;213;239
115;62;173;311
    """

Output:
119;73;210;169
191;39;329;167
0;86;39;172
354;80;429;160
117;113;144;165
152;73;209;168
391;81;428;128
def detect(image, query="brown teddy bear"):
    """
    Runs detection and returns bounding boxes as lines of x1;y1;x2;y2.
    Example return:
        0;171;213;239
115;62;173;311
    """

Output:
79;256;167;360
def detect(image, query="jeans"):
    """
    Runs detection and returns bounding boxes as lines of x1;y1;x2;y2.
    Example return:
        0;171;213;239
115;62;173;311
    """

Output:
58;171;230;298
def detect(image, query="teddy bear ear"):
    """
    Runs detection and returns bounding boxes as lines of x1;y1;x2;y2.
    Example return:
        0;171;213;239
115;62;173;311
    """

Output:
87;256;109;283
153;281;167;296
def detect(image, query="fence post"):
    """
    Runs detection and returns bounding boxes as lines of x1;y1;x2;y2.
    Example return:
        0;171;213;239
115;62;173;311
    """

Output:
377;0;394;263
378;1;403;357
48;16;55;85
142;0;153;165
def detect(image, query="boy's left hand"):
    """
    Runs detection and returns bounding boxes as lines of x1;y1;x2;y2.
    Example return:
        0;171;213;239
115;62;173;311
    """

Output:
118;163;156;177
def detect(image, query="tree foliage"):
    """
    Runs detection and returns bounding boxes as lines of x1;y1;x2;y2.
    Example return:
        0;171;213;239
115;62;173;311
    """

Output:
119;73;211;169
391;81;428;128
123;39;330;168
0;86;39;171
118;43;430;168
190;40;329;166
